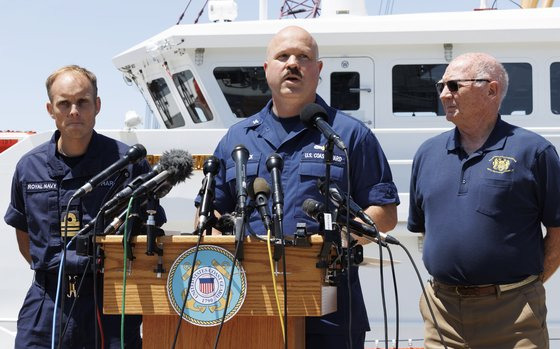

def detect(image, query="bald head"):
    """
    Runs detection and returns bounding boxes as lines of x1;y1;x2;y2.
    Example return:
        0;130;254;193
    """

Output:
449;52;509;103
266;26;319;61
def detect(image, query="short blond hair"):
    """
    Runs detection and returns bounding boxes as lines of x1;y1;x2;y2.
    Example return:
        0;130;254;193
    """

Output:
46;65;98;101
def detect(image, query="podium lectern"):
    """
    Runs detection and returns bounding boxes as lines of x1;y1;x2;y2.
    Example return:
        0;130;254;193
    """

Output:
98;235;336;348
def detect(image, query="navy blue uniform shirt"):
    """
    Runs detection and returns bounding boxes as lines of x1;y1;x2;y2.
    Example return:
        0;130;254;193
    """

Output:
4;130;166;274
408;117;560;285
208;95;399;334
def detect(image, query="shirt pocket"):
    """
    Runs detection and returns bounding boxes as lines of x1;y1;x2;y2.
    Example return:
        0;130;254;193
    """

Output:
225;153;262;202
475;177;513;217
294;159;345;219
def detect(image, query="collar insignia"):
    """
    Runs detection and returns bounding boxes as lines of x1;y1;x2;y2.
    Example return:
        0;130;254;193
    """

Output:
313;144;325;151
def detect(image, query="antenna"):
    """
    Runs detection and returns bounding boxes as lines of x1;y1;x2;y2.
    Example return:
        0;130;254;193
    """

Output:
280;0;321;19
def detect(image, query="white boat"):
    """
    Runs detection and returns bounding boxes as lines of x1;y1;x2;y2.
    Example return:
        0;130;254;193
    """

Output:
1;0;560;347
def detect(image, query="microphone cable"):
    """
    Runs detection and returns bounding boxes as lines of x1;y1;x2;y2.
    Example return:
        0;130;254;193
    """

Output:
395;241;448;349
386;245;400;349
377;229;389;349
54;200;74;349
120;197;135;349
342;149;353;349
213;216;245;349
266;227;286;344
170;225;205;349
92;169;129;349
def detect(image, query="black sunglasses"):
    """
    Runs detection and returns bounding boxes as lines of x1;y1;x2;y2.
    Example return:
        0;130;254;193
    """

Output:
435;79;491;94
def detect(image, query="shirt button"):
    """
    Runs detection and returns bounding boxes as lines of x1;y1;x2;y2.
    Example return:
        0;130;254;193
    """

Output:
461;179;467;184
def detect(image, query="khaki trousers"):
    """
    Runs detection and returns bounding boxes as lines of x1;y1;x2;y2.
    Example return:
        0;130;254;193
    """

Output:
419;280;548;349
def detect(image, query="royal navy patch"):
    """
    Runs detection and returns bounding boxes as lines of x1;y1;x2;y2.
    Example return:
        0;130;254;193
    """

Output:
167;245;247;327
26;181;58;192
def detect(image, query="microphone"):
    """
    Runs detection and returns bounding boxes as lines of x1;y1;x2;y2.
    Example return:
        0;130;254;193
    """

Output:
266;154;284;222
102;164;162;210
318;179;375;227
249;177;273;232
215;213;234;235
197;156;220;230
302;198;399;245
231;145;249;213
131;149;193;199
300;103;346;151
72;144;147;199
266;154;285;261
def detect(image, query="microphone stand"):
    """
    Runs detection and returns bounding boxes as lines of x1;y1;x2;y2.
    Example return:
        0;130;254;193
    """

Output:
233;211;245;261
317;139;341;271
323;140;334;213
145;196;165;277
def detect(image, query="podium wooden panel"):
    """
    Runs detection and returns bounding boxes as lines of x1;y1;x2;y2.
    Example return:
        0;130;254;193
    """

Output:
98;235;336;348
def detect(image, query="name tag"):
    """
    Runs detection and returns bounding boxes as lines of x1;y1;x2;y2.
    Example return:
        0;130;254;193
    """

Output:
26;181;58;192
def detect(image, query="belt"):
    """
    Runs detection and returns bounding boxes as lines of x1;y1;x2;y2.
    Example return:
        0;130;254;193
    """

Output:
431;275;540;297
34;270;95;298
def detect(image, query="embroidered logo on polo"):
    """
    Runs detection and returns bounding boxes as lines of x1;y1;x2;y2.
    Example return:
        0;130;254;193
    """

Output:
26;181;58;192
487;156;516;174
167;245;247;327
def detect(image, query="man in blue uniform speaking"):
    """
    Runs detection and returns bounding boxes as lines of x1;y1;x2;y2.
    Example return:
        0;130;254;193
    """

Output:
4;65;161;348
408;53;560;348
203;26;399;348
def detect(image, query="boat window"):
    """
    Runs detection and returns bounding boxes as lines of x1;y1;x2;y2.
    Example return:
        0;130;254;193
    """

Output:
147;78;185;129
330;72;360;110
172;70;214;123
551;62;560;115
213;67;271;118
392;64;446;117
500;63;532;116
392;63;533;117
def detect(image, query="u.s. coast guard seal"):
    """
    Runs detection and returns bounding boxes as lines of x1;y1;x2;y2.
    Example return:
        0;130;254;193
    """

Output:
167;245;247;326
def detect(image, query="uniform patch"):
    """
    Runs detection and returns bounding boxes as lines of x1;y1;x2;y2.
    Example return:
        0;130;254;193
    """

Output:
60;209;81;237
167;245;247;327
487;156;516;174
26;181;58;192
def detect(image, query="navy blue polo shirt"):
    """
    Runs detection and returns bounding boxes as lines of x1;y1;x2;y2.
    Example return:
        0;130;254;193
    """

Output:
4;130;164;274
408;117;560;285
208;95;399;334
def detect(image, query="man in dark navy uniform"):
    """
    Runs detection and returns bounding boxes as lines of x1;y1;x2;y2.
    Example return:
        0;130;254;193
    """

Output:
4;65;161;348
408;53;560;348
202;26;399;348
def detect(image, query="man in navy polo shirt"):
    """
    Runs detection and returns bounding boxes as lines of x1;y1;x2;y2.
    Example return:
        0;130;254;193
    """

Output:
408;52;560;348
204;26;399;348
4;65;164;348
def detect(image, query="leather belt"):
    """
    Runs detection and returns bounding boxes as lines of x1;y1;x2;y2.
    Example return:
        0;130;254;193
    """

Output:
431;275;539;297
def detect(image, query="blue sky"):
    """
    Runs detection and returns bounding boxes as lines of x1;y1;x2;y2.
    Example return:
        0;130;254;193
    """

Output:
1;0;554;132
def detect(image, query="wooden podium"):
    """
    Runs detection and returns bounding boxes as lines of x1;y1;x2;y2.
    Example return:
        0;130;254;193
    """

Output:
98;235;336;348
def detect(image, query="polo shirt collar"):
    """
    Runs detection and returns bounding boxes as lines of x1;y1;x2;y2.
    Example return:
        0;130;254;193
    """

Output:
446;115;507;153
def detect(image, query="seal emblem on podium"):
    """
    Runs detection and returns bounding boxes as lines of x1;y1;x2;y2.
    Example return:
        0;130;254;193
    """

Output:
167;245;247;326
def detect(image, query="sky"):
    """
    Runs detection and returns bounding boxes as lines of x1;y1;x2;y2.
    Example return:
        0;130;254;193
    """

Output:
1;0;556;132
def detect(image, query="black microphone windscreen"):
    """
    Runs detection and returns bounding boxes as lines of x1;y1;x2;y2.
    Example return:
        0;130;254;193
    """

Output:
128;144;148;163
203;156;220;176
215;213;235;234
300;103;327;128
302;198;325;219
158;149;194;185
266;153;284;172
231;144;249;162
